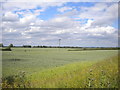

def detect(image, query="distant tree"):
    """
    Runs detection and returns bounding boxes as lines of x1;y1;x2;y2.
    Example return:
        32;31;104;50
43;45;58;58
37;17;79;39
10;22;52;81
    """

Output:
2;44;12;51
43;46;47;48
9;44;13;47
0;43;3;47
23;45;31;48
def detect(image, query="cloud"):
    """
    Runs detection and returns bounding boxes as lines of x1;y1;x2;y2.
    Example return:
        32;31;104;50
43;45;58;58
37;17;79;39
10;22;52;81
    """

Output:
57;6;72;13
2;1;64;13
1;2;118;47
82;26;117;37
19;15;36;24
1;0;119;2
78;3;118;27
2;12;19;22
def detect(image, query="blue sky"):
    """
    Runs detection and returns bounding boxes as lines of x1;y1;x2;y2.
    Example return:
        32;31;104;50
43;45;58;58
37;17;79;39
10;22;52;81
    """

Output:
37;2;95;20
1;1;118;47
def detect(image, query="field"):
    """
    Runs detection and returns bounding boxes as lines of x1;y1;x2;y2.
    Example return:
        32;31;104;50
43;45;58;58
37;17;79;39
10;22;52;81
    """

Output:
0;51;2;80
2;48;119;88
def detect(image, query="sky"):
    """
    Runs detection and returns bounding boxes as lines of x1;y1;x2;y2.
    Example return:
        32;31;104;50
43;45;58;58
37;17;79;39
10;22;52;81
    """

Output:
0;0;119;47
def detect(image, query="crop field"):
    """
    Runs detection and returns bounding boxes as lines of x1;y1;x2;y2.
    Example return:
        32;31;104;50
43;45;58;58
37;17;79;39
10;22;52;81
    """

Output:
0;51;2;79
1;48;119;88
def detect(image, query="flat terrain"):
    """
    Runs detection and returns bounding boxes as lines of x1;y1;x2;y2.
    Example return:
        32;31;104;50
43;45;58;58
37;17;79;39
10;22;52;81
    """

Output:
2;48;118;88
2;48;117;77
0;51;2;79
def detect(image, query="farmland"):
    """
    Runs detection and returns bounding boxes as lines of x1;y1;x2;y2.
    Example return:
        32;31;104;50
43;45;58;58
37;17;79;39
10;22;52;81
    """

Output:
1;48;119;88
0;51;1;90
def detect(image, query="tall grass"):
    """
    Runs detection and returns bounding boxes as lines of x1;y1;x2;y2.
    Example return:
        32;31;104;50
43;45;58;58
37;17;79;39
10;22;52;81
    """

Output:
27;56;118;88
2;55;118;88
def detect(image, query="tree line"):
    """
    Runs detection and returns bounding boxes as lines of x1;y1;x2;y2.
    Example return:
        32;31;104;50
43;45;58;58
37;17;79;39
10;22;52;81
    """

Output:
0;43;120;50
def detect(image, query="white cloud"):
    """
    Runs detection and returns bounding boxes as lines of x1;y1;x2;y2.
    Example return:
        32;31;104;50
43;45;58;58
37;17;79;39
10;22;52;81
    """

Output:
2;2;64;13
78;3;118;26
19;15;36;25
57;6;72;13
84;26;116;34
2;12;19;21
52;16;70;22
1;0;119;2
4;28;16;33
1;2;118;46
83;19;94;28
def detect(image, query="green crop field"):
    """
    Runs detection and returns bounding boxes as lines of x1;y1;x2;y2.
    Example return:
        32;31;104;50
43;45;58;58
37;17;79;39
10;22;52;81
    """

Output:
1;48;119;88
0;51;2;79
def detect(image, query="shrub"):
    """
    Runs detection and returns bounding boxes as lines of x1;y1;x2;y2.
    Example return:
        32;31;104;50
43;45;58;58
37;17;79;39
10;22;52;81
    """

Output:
2;71;31;88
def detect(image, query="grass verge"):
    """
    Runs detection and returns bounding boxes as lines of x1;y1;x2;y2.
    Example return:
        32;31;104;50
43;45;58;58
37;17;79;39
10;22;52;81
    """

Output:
28;55;118;88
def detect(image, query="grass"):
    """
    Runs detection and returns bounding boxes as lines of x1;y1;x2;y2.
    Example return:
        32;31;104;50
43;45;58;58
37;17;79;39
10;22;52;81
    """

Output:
27;55;118;88
0;51;2;79
2;48;118;77
1;48;119;88
2;55;118;88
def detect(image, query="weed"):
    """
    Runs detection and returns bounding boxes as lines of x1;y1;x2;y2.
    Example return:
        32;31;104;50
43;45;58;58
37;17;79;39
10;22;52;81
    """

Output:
2;71;31;88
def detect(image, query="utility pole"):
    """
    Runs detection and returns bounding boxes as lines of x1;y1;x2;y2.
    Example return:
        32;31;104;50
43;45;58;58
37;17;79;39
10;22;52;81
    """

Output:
59;39;61;48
